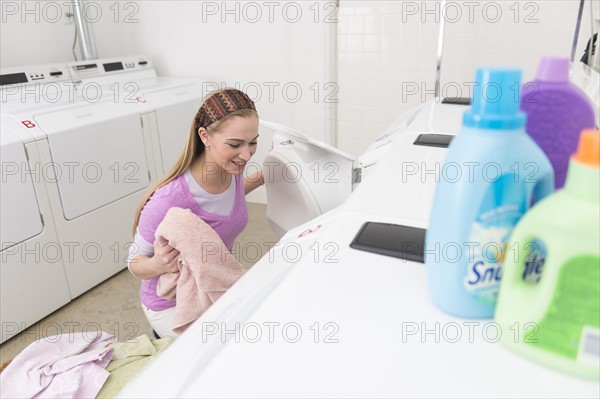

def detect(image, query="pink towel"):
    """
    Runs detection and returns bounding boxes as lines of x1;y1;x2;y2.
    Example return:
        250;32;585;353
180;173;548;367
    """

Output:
155;207;246;333
0;331;115;398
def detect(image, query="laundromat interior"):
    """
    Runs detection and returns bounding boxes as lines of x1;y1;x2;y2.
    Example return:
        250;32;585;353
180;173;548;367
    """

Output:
1;1;599;398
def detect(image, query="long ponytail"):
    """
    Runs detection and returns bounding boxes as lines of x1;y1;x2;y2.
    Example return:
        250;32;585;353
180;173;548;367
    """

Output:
131;119;200;236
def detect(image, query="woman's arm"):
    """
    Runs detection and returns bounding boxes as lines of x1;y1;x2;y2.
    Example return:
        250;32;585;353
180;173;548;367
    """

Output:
244;169;264;195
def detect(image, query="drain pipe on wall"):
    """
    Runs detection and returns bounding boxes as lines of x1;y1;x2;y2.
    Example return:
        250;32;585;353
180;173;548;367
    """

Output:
325;0;339;147
571;0;586;62
434;0;447;98
72;0;97;60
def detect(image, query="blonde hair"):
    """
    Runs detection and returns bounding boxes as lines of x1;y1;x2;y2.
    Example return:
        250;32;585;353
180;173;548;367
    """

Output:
131;90;258;236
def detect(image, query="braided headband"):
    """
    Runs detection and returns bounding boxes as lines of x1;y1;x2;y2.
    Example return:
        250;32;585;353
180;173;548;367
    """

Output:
194;89;256;130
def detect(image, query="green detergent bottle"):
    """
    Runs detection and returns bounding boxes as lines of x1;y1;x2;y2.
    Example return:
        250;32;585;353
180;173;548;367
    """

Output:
495;129;600;380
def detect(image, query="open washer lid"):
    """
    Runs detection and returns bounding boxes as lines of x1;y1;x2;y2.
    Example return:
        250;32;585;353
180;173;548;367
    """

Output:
0;125;43;245
261;120;355;208
263;149;322;239
260;120;356;238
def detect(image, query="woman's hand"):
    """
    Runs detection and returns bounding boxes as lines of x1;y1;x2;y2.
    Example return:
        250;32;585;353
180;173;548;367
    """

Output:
151;238;180;274
244;169;264;195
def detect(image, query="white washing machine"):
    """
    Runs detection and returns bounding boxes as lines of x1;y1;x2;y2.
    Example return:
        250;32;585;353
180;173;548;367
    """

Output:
0;122;73;343
66;55;207;177
259;120;356;239
357;104;426;177
0;64;74;343
1;60;154;300
1;56;213;332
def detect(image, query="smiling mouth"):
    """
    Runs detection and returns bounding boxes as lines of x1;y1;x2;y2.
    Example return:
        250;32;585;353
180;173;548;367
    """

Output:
232;161;246;167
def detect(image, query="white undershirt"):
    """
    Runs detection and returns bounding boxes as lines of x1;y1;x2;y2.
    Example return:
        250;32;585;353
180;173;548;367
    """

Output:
127;169;236;268
183;169;235;216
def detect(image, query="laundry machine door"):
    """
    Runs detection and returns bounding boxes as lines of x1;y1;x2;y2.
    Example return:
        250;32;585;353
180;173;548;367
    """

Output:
34;101;151;220
0;128;43;244
261;121;355;238
263;149;322;239
0;127;71;341
140;82;204;173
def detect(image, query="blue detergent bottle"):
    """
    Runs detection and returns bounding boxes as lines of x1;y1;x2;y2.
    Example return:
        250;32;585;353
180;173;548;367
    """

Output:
425;68;555;318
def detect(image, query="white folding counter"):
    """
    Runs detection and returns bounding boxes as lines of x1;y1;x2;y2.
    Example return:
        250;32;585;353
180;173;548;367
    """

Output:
119;104;599;397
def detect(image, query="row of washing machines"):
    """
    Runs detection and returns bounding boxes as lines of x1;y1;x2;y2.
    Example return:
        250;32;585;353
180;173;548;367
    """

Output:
0;56;208;343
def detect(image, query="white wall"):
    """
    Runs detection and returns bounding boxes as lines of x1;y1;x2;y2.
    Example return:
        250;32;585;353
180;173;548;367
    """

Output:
0;0;132;66
2;0;597;187
118;1;331;138
337;0;598;158
1;0;333;203
119;1;333;202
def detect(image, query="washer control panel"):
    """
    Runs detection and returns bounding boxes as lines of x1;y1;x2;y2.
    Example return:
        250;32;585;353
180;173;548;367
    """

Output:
0;64;72;87
67;55;153;81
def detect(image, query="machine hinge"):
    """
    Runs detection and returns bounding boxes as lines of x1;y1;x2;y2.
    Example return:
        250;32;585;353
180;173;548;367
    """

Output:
352;167;362;184
24;146;29;161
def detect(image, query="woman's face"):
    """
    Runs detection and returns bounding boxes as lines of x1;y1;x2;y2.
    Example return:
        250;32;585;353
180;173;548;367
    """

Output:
200;114;259;176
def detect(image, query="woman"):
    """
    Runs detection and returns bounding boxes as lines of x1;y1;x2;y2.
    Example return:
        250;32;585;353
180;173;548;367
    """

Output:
128;88;263;338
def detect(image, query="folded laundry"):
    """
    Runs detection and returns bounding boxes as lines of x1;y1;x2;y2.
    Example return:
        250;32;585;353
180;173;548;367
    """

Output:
155;207;246;333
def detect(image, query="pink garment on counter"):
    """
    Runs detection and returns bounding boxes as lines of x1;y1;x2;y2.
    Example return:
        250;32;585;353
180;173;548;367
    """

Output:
155;207;246;333
0;331;115;399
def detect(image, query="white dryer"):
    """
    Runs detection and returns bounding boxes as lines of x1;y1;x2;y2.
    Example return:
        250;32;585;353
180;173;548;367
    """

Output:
1;60;154;299
0;124;72;343
66;55;207;177
0;64;74;343
0;57;209;336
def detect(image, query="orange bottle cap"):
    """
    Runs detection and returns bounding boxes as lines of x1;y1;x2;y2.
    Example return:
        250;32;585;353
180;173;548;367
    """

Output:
573;129;600;167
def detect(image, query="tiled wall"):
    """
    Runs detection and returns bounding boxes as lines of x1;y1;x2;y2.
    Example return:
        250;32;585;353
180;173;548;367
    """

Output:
338;1;436;156
338;0;596;157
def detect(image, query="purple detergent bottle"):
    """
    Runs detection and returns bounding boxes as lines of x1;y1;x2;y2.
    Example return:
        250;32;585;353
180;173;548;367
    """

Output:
521;56;596;189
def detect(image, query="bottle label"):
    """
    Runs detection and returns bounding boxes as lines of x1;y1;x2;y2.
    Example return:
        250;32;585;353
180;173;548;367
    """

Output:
522;239;547;284
526;255;600;363
464;175;526;303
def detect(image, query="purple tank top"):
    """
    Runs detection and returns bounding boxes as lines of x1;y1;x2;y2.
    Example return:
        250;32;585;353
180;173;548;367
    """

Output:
137;174;248;311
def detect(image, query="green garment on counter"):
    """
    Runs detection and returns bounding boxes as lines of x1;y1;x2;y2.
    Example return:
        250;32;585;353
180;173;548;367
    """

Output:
96;334;174;399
